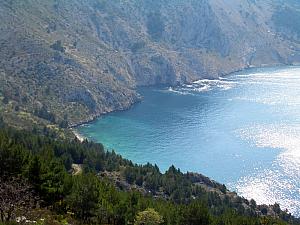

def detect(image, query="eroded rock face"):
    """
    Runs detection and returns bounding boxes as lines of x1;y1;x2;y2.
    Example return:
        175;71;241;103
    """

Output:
0;0;299;125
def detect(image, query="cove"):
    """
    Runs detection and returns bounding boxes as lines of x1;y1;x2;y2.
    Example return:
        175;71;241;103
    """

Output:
78;66;300;215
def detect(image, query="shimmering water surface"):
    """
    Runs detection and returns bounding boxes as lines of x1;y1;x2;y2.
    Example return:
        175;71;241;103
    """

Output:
78;67;300;215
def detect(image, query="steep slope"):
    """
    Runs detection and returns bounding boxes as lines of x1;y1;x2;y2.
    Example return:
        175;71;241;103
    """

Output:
0;0;299;128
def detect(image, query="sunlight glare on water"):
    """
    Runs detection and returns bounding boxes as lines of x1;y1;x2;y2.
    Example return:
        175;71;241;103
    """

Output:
78;66;300;216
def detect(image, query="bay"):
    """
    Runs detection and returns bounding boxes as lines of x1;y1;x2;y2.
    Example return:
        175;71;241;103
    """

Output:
78;66;300;215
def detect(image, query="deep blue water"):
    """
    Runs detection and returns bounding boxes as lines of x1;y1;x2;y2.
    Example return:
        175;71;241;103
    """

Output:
78;66;300;215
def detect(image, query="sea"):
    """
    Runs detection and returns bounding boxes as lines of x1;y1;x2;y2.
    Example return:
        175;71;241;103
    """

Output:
78;66;300;216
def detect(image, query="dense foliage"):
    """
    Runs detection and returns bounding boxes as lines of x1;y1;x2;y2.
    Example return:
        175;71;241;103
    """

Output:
0;123;298;225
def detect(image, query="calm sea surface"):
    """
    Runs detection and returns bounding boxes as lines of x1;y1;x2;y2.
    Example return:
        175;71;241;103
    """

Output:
78;66;300;215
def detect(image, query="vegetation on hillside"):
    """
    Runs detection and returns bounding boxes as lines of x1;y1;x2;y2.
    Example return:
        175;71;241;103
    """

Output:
0;120;298;225
0;1;300;224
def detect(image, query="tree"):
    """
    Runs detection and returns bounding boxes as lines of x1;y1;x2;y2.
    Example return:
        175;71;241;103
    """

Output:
134;208;163;225
183;201;211;225
66;174;100;222
0;142;26;177
27;156;42;190
250;199;257;209
273;203;281;214
40;159;66;203
220;184;227;194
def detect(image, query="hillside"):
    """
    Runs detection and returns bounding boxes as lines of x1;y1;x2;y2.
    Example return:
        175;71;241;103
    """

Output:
0;123;298;225
0;0;299;130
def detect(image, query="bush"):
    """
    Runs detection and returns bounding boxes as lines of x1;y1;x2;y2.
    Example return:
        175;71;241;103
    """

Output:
134;208;163;225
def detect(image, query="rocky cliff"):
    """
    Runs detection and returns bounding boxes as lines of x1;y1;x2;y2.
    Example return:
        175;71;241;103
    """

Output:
0;0;299;127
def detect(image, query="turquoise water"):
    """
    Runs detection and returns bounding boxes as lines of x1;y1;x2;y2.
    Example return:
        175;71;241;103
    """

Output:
78;66;300;215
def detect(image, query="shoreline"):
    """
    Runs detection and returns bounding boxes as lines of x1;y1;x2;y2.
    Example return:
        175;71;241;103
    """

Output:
69;96;142;129
71;129;85;142
69;99;143;141
69;64;300;140
67;64;300;217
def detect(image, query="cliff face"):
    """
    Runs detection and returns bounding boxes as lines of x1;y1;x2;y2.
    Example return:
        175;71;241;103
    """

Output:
0;0;299;126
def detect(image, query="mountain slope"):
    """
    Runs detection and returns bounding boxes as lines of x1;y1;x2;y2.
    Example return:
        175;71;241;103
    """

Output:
1;124;298;224
0;0;299;128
